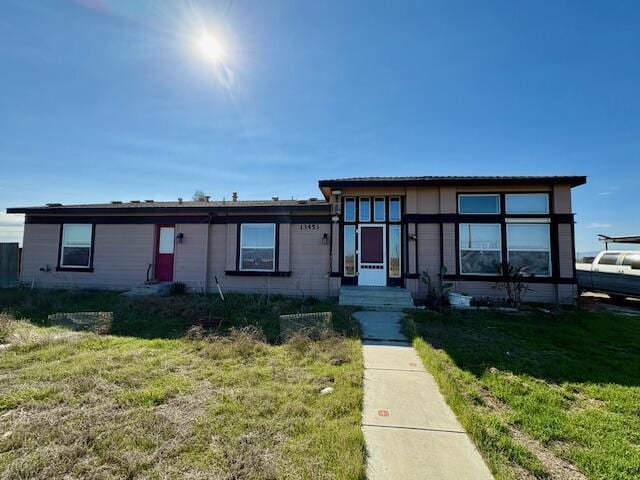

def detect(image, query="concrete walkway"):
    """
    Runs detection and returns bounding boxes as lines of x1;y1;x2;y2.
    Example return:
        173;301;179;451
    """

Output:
355;311;493;480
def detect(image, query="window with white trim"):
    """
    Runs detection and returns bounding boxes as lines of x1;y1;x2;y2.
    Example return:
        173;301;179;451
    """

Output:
344;225;356;276
389;225;401;278
374;198;385;222
389;197;401;222
506;194;549;214
359;198;371;222
344;198;356;222
240;224;276;271
60;224;93;268
458;194;500;214
459;223;501;274
507;224;551;276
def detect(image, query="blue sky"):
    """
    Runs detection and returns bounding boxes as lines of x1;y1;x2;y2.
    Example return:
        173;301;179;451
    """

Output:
1;0;639;253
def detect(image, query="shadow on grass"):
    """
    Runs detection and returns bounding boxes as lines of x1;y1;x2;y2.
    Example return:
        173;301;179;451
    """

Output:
0;288;360;343
406;308;640;386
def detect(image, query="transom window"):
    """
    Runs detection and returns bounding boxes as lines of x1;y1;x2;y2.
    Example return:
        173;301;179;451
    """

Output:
506;194;549;214
374;198;385;222
359;198;371;222
389;197;401;222
459;224;501;275
507;224;551;276
458;194;500;214
344;198;356;223
60;224;93;268
240;224;276;272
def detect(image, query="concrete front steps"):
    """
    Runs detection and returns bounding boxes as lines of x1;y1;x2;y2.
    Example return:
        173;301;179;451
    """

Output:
122;282;172;297
339;286;415;310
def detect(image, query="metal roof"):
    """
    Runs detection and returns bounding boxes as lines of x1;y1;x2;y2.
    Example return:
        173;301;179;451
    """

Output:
6;199;330;215
318;175;587;188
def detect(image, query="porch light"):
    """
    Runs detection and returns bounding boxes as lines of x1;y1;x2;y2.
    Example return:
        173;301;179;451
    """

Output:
331;215;340;223
322;233;329;245
176;233;184;243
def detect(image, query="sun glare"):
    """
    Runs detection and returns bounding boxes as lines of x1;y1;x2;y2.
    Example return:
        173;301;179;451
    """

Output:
194;31;226;65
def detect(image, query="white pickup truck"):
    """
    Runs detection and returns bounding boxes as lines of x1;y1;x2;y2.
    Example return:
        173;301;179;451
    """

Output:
576;251;640;300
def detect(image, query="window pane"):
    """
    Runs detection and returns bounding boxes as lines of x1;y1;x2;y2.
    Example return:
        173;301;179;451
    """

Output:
598;253;620;265
509;251;550;276
459;195;500;214
241;249;274;271
460;251;501;274
359;198;371;222
389;225;401;278
389;198;401;222
344;198;356;222
460;224;501;250
63;224;92;245
62;247;90;267
241;224;275;248
374;198;385;222
344;225;356;276
506;194;549;214
158;227;175;254
507;224;550;250
622;253;640;266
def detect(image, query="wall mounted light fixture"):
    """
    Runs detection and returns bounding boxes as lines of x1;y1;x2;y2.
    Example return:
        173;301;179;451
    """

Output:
176;233;184;243
322;233;329;245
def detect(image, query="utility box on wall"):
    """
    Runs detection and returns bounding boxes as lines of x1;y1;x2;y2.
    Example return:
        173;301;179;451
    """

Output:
0;243;19;288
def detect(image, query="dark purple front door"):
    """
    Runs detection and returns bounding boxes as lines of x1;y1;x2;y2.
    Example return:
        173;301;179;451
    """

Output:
155;225;175;281
358;225;386;286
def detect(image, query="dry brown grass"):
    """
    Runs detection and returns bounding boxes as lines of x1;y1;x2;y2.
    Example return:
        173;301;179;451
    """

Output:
0;321;364;479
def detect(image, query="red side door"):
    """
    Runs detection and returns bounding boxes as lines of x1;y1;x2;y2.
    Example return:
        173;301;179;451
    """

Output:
155;225;175;281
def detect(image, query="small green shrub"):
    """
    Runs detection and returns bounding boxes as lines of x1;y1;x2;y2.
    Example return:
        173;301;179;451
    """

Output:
169;281;187;296
0;314;12;342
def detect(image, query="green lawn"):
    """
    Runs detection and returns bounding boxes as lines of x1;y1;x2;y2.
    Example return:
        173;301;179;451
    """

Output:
405;308;640;480
0;289;365;479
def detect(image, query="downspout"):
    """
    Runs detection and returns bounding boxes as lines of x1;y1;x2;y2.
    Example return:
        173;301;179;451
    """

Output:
202;213;212;293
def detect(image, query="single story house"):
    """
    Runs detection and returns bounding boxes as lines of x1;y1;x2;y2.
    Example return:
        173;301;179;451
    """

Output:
7;175;586;303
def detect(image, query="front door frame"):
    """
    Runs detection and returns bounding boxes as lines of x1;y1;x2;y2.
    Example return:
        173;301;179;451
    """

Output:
154;224;175;282
357;223;387;286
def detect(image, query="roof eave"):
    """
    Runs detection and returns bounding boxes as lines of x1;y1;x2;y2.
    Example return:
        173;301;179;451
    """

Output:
318;176;587;188
6;204;331;215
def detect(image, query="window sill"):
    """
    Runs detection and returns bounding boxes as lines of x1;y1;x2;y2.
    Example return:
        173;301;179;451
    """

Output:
56;267;94;273
225;270;291;277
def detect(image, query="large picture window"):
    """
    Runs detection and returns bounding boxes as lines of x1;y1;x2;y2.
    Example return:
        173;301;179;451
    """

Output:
507;224;551;276
240;224;276;272
506;194;549;214
458;194;500;214
459;224;501;275
60;224;93;268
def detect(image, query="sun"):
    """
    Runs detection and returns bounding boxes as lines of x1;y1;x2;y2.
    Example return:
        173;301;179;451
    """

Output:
193;31;226;65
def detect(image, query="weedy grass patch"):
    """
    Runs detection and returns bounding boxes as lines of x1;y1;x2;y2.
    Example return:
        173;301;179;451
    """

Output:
0;289;365;479
405;309;640;480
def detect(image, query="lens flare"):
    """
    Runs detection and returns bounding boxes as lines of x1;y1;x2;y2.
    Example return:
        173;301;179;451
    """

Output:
193;31;226;65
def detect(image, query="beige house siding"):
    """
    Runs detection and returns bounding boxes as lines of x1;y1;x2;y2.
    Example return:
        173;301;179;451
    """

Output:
553;185;572;214
207;223;330;297
416;223;441;297
22;224;154;290
278;224;291;272
174;223;208;291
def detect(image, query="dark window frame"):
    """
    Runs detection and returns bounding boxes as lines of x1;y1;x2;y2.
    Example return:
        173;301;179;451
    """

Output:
56;223;96;272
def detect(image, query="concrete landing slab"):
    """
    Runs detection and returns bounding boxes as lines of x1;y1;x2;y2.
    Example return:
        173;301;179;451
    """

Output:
354;311;406;341
364;425;494;480
363;368;464;432
362;343;425;372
